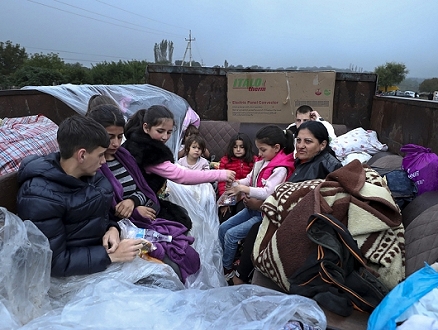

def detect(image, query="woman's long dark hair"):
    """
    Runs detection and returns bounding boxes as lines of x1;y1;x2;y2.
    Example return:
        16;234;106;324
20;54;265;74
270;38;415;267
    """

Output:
86;104;125;128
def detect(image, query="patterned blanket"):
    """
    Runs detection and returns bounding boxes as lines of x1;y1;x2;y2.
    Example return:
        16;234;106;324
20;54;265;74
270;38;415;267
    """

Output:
252;160;405;292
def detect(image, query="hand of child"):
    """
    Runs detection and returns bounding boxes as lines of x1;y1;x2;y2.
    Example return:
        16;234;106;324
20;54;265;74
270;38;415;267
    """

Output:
226;184;241;197
225;170;236;182
219;206;230;217
136;206;156;220
115;199;135;219
243;196;264;211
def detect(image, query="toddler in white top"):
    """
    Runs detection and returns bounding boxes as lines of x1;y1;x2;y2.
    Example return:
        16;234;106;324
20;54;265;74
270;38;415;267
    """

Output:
178;135;210;171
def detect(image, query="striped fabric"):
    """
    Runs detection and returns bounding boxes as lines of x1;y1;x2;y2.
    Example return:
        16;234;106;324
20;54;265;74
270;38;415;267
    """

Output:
0;115;59;175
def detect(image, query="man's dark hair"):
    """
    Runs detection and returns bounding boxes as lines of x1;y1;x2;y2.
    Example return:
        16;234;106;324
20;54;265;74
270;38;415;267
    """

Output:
57;115;110;159
296;105;313;115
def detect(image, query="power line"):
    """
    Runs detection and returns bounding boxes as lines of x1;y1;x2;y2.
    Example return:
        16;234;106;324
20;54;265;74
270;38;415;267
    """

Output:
26;0;183;37
94;0;188;31
53;0;185;37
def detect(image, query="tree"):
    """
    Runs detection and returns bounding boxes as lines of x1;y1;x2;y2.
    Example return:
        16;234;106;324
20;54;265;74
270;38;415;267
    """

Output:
374;62;409;92
419;78;438;93
25;52;65;71
11;66;65;87
0;40;27;76
90;60;148;84
62;63;91;85
154;40;174;64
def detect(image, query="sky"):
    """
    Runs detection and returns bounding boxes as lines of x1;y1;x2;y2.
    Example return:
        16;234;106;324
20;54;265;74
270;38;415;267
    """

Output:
1;0;437;78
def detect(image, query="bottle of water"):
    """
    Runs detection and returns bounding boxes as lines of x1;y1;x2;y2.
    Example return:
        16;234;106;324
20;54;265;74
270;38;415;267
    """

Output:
136;229;172;242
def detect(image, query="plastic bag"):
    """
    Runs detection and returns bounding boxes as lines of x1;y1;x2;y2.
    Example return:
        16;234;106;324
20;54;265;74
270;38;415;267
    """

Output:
217;181;241;207
118;218;166;255
217;192;238;206
0;207;52;327
368;263;438;330
401;144;438;195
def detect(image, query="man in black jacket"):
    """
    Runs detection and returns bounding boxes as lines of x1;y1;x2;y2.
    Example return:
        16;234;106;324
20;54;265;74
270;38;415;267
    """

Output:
17;115;144;277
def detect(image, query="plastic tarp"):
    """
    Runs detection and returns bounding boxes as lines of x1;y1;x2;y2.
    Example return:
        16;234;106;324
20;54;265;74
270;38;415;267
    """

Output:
1;200;327;329
21;84;189;156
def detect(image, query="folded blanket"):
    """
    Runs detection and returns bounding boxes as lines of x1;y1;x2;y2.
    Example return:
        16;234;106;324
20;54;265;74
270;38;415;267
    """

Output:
253;160;405;292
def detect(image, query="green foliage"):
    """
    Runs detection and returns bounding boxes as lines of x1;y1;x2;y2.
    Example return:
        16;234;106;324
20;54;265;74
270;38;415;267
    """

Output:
174;60;201;67
25;52;65;71
89;60;147;84
0;40;27;78
419;78;438;93
62;63;91;85
375;62;409;91
12;66;65;88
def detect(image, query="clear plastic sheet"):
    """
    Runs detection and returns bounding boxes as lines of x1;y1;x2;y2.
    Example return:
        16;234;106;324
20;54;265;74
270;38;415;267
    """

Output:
165;181;227;289
2;202;327;329
21;280;326;330
0;207;52;327
21;84;189;156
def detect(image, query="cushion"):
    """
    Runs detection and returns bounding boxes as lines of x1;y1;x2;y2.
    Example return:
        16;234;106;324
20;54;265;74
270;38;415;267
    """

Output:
405;203;438;276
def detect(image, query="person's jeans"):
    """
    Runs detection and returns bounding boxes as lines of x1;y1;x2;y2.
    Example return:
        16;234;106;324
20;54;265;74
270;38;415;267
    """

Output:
218;208;262;270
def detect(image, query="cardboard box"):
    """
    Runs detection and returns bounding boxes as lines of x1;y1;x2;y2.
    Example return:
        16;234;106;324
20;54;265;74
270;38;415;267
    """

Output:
227;71;336;124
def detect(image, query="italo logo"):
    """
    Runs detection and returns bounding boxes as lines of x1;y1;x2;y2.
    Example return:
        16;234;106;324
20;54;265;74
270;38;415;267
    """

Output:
233;78;266;91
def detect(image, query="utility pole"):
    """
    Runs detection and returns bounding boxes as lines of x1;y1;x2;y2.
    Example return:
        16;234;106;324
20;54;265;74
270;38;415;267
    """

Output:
182;30;195;67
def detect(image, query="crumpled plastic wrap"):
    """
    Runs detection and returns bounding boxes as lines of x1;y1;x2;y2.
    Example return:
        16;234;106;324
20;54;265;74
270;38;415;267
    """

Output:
166;181;227;288
0;207;52;328
21;279;326;330
2;190;327;329
21;84;189;156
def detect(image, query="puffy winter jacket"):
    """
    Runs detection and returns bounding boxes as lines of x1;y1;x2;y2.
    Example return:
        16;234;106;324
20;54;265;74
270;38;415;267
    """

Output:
218;156;255;195
17;152;116;277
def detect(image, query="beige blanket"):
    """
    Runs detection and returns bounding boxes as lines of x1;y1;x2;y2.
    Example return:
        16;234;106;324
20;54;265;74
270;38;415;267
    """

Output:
252;160;405;292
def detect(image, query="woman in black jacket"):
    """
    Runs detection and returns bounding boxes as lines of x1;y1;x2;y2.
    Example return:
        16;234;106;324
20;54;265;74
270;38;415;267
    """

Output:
288;120;342;183
232;120;342;285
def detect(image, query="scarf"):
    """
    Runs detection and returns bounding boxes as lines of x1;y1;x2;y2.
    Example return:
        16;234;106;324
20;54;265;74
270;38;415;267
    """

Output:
100;147;200;282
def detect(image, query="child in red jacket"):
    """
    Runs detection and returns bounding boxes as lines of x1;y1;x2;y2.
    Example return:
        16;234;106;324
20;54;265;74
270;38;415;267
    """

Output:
218;133;256;223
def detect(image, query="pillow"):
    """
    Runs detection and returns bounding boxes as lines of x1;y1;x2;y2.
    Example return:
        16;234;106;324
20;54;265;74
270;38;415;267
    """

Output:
331;127;388;160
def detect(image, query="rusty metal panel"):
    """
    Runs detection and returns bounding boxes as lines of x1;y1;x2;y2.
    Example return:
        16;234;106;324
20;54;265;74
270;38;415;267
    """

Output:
0;89;76;124
333;74;377;129
147;65;377;128
370;97;438;154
